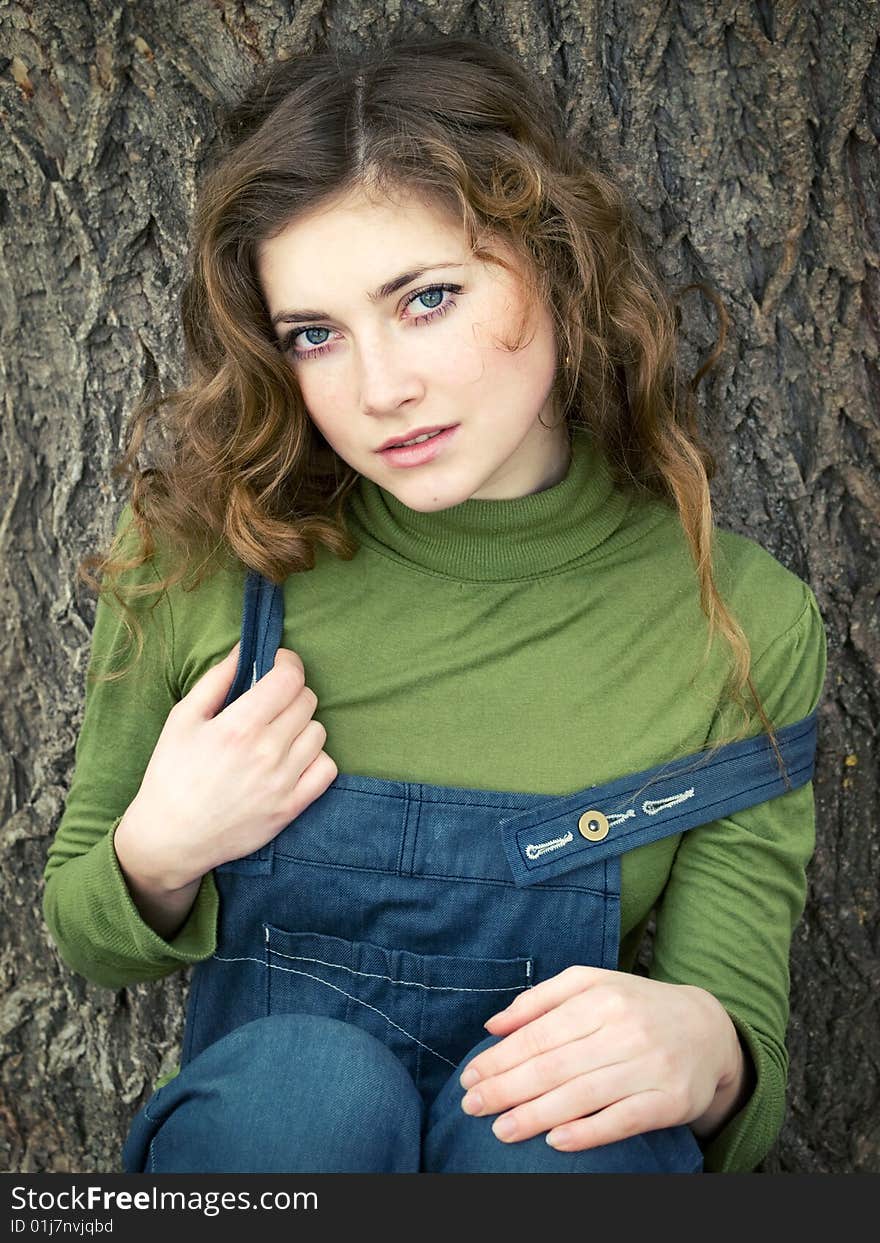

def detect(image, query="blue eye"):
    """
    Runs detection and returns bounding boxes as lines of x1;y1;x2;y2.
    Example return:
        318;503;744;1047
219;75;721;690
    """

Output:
302;327;331;347
280;282;463;360
413;288;444;311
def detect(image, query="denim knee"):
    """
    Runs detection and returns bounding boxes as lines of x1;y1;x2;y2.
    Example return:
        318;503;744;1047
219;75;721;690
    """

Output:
123;1013;423;1173
423;1029;704;1173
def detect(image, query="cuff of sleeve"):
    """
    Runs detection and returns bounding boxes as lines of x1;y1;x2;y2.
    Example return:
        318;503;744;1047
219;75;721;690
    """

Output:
699;1009;787;1173
103;818;219;970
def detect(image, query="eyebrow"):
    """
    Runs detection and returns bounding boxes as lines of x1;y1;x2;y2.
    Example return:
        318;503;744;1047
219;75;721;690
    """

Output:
270;262;465;327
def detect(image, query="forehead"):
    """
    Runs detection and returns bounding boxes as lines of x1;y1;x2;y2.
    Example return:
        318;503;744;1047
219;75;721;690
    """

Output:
254;183;530;324
257;186;466;279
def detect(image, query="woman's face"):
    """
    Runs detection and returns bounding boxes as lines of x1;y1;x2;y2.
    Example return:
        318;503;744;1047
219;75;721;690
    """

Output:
256;184;570;508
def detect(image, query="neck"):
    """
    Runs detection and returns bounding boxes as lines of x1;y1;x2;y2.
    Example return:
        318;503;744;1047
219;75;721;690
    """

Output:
342;427;635;581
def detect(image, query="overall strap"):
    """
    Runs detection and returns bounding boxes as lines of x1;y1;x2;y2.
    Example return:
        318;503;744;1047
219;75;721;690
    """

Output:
229;571;820;890
223;569;285;710
500;710;818;888
209;570;287;878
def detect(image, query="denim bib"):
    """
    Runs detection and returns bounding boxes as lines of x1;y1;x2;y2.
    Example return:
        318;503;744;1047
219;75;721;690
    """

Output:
180;569;818;1109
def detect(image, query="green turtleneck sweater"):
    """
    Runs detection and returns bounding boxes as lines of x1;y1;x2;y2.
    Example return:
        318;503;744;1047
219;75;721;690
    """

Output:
43;429;827;1174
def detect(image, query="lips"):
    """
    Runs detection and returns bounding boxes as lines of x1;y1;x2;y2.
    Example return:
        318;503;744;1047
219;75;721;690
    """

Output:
376;424;455;452
377;424;459;467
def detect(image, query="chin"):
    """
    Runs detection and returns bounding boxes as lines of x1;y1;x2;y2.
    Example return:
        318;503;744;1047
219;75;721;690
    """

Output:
386;475;477;512
390;489;465;513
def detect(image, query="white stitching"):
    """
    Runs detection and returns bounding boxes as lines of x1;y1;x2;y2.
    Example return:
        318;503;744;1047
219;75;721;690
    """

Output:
642;788;695;815
264;947;528;994
210;952;460;1067
525;830;573;859
607;809;636;826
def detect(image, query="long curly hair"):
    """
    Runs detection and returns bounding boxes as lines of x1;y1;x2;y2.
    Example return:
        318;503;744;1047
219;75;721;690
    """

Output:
78;34;789;780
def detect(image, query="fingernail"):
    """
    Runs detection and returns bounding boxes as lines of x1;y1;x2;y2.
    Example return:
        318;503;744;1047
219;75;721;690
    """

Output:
461;1090;483;1115
460;1067;480;1089
492;1116;517;1141
547;1127;571;1148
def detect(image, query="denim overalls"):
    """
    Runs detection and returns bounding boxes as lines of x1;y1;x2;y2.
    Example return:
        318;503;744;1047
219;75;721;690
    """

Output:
125;568;818;1173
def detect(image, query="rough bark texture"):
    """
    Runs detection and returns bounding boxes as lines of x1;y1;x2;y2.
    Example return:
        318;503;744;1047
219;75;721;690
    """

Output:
1;0;877;1174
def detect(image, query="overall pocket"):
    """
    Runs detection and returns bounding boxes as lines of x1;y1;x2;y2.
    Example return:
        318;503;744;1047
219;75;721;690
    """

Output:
264;924;532;1091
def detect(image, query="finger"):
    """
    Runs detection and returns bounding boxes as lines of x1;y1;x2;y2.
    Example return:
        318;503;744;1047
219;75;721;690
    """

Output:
182;641;241;722
485;1062;652;1145
221;648;307;730
482;964;610;1035
461;1031;628;1120
269;683;318;742
544;1091;679;1152
461;990;604;1089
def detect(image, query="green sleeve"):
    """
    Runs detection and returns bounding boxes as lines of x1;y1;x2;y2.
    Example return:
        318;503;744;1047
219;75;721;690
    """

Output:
42;503;219;989
649;583;828;1173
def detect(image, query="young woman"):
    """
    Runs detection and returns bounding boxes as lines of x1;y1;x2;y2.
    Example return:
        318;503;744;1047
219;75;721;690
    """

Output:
42;36;827;1175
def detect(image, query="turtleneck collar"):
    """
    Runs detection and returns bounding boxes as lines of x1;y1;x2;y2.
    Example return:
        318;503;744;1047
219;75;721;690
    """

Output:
342;427;636;581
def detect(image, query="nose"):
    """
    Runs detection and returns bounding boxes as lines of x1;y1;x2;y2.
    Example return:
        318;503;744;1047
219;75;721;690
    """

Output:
356;332;423;416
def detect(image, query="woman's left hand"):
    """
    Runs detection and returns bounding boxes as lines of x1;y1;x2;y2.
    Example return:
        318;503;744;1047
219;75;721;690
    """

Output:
458;965;746;1151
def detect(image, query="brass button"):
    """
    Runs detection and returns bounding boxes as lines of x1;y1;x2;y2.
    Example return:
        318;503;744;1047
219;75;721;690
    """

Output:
578;809;610;842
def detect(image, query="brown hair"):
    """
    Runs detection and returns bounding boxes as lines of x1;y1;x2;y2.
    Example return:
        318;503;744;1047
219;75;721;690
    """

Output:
79;35;790;780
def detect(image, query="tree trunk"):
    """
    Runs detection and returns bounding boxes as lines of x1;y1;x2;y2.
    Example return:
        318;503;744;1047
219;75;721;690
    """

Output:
1;0;877;1173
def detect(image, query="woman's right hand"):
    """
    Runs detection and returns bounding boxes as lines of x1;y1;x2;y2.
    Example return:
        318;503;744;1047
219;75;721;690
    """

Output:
116;640;338;891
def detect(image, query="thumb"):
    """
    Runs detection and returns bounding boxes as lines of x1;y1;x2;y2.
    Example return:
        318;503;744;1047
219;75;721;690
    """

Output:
180;639;243;720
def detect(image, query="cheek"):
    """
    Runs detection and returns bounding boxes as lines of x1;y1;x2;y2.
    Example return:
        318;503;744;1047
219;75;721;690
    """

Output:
294;371;347;437
467;333;556;409
464;291;556;397
417;328;484;386
517;331;558;397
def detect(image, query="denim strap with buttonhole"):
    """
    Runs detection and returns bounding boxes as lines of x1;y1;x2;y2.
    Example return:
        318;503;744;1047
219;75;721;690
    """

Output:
500;710;818;888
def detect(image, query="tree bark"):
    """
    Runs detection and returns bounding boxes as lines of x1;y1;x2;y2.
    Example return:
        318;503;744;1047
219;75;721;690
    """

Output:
1;0;877;1173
